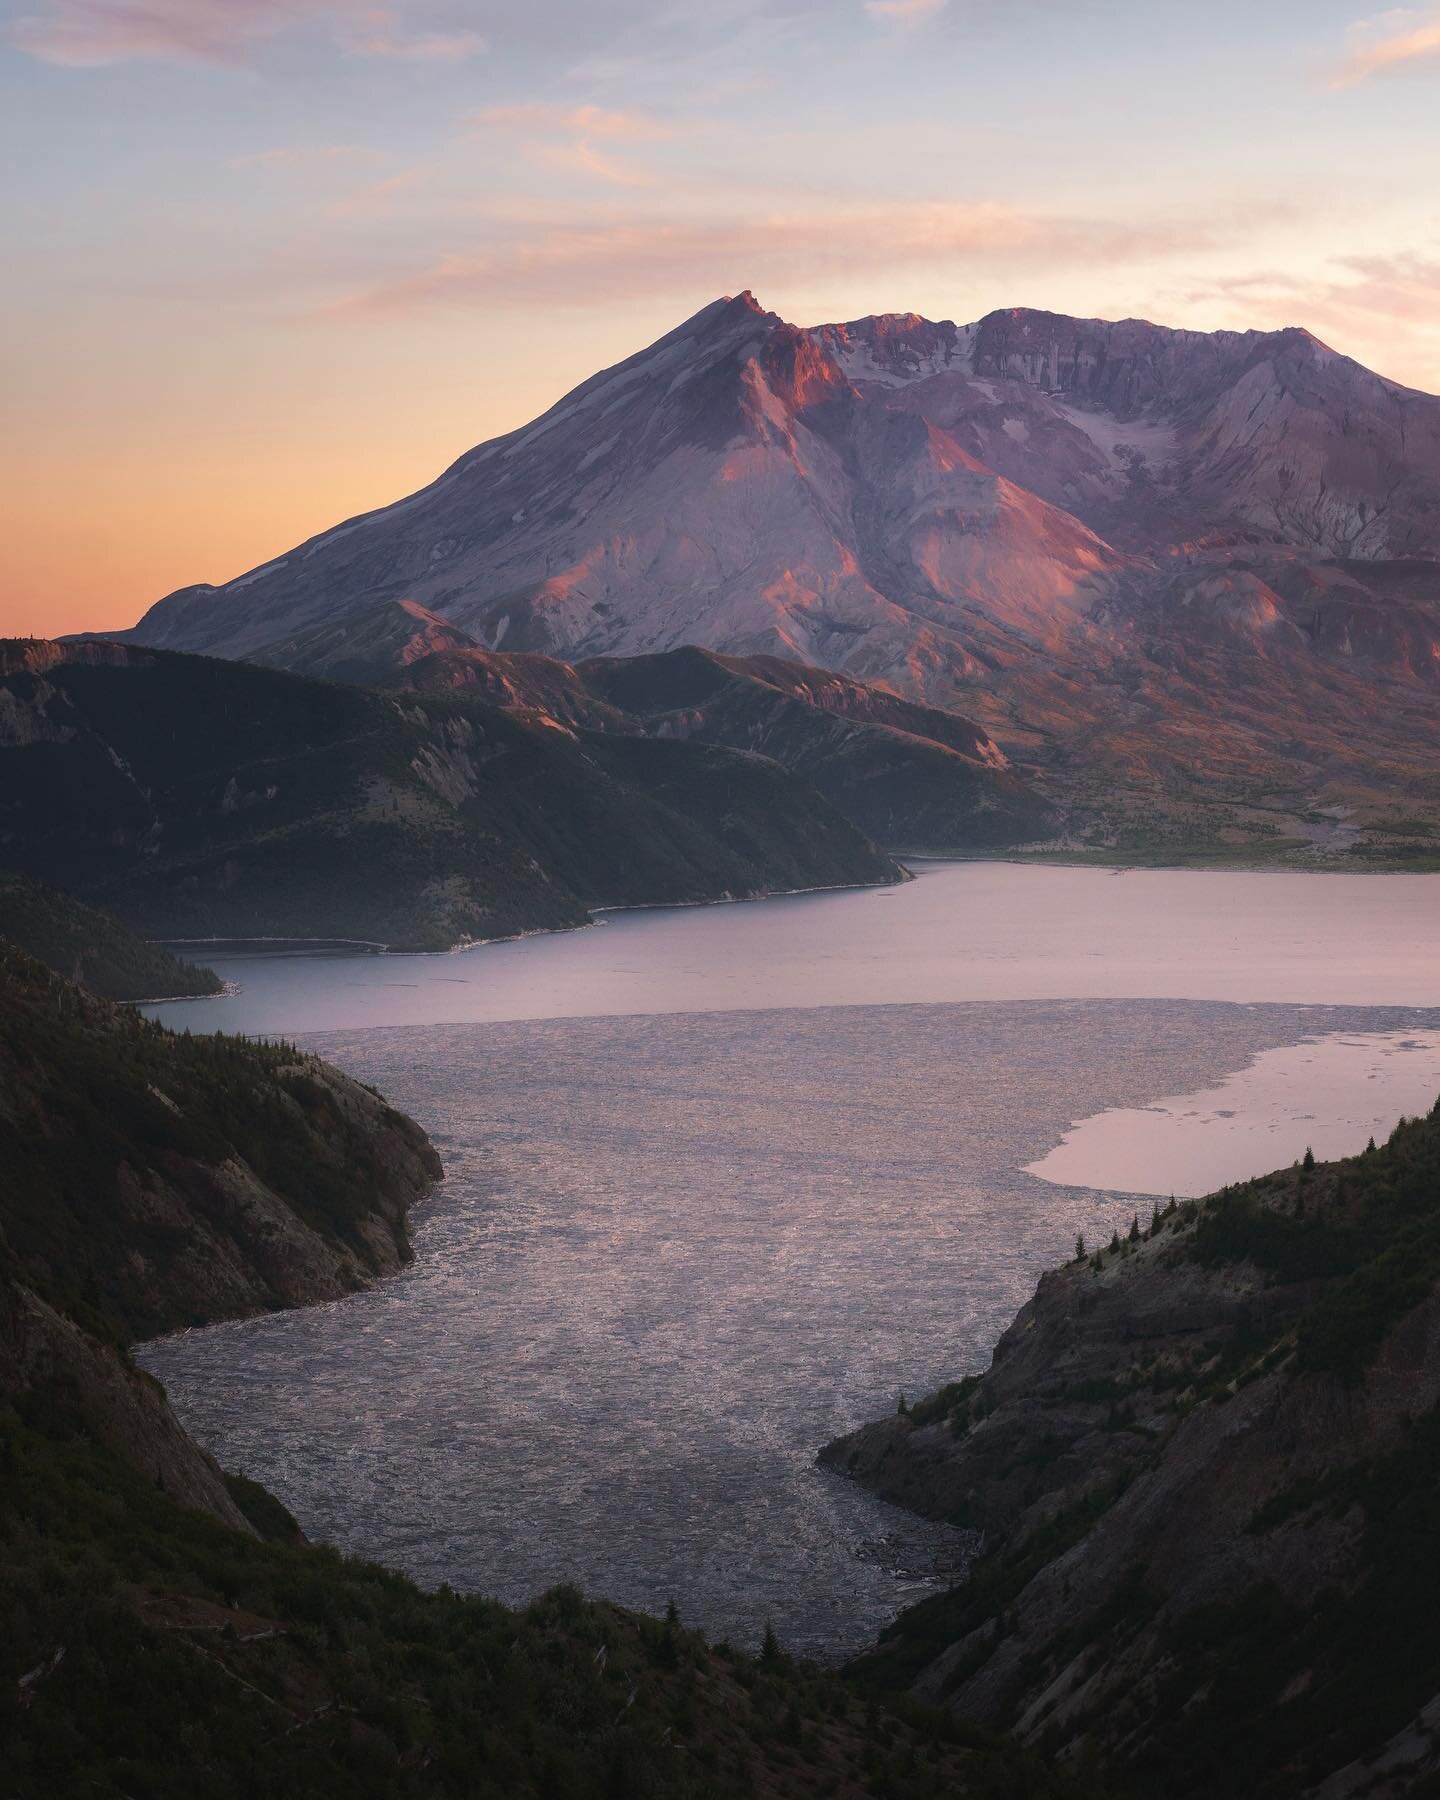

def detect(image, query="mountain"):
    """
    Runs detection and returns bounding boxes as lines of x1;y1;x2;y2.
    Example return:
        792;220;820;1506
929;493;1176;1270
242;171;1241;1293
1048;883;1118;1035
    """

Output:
251;600;1051;850
248;595;478;686
0;948;1079;1800
821;1108;1440;1797
0;869;222;1001
0;637;899;949
125;294;1440;859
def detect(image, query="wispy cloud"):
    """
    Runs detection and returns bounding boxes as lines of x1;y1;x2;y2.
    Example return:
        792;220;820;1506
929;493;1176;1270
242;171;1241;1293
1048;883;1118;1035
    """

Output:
11;0;483;67
338;9;484;60
467;102;674;187
326;168;428;217
1329;6;1440;85
1181;249;1440;386
320;198;1230;319
865;0;947;24
232;143;380;169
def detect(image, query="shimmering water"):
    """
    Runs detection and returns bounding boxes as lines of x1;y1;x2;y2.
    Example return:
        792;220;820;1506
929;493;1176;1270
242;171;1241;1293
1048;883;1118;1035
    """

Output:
139;990;1440;1659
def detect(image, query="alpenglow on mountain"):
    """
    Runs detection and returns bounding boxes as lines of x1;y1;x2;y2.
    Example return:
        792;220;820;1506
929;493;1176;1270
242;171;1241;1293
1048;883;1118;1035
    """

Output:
129;293;1440;856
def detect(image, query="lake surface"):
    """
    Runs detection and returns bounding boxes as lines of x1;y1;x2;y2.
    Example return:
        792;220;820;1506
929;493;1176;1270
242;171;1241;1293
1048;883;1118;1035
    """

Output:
155;861;1440;1036
1029;1028;1440;1199
141;863;1440;1660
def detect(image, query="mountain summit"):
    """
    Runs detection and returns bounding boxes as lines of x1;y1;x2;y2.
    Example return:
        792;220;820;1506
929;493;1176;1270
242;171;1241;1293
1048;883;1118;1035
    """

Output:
128;295;1440;853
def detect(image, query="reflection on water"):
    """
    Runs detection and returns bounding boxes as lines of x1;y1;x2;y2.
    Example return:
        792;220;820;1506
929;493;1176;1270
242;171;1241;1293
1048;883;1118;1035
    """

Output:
144;861;1440;1039
139;997;1438;1660
1029;1029;1440;1198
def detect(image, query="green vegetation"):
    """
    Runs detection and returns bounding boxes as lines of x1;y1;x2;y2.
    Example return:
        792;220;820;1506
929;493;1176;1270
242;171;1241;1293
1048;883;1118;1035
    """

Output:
1187;1105;1440;1376
0;942;435;1340
0;641;898;949
0;952;1092;1800
839;1101;1440;1796
1;1390;1092;1800
0;868;221;1001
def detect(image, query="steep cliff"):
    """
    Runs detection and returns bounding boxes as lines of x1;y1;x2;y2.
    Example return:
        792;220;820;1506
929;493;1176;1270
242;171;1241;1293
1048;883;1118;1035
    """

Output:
824;1111;1440;1797
0;944;441;1342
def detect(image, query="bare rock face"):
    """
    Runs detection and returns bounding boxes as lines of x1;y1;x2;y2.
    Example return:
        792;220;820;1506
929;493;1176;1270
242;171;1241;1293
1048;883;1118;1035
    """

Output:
0;947;447;1534
123;292;1440;853
822;1116;1440;1797
0;1279;252;1530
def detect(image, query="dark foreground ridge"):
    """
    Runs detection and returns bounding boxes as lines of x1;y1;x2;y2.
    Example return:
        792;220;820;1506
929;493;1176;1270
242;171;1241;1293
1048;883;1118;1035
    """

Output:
823;1105;1440;1797
0;636;901;951
0;947;1083;1799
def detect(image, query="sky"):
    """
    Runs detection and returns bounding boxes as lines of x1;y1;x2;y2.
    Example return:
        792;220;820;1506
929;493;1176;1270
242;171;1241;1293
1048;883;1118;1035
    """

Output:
4;0;1440;637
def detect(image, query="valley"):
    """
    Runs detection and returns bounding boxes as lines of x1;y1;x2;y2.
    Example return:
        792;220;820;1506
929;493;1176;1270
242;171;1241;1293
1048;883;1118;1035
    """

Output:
13;7;1440;1793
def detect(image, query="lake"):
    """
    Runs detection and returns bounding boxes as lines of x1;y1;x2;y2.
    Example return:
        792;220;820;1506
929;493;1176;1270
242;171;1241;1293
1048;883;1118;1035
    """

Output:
140;863;1440;1659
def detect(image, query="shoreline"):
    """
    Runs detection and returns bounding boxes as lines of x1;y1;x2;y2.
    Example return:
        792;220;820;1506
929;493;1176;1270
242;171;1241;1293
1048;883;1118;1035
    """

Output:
152;870;908;969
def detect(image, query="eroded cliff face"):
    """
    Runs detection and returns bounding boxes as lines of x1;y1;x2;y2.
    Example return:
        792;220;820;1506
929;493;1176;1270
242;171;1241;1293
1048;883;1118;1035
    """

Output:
0;1279;251;1531
0;946;443;1525
823;1117;1440;1798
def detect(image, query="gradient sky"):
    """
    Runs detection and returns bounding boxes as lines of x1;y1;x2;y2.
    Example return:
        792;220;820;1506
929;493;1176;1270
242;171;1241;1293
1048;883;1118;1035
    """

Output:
4;0;1440;636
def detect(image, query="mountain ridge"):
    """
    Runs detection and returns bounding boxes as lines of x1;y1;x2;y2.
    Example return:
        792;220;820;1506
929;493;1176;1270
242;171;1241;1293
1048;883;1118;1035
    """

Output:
0;635;901;949
247;599;1053;851
122;292;1440;860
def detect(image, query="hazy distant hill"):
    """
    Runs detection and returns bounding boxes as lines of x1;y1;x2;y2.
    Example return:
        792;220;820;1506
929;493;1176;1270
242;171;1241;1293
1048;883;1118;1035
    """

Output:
0;637;899;949
126;294;1440;859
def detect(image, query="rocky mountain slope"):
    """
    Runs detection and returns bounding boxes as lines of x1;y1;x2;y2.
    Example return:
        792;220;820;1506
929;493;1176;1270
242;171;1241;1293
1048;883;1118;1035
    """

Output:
0;949;1080;1800
0;637;899;948
822;1110;1440;1797
0;869;221;1001
0;942;441;1342
125;294;1440;859
253;599;1051;850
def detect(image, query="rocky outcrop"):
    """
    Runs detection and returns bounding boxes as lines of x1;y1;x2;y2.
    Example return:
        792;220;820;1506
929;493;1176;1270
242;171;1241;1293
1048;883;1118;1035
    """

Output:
0;1277;251;1530
824;1114;1440;1796
0;944;442;1341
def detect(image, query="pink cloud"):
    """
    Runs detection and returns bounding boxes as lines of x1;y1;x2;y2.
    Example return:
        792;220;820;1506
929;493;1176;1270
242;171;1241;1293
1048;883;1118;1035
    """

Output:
466;101;674;188
1330;7;1440;85
320;200;1226;319
326;167;427;217
11;0;482;67
338;9;483;60
1181;252;1440;389
865;0;947;23
232;143;380;168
